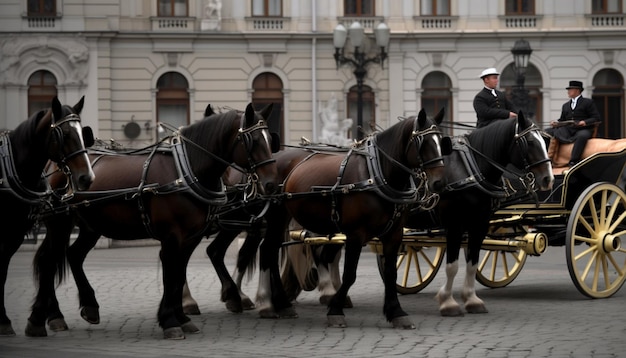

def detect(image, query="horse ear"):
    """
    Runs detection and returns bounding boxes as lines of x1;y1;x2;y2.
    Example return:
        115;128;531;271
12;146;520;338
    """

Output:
82;126;95;148
74;96;85;115
441;136;453;155
52;96;62;122
517;110;529;129
244;103;256;128
270;132;281;153
417;108;427;128
204;104;216;117
434;107;445;125
259;103;274;121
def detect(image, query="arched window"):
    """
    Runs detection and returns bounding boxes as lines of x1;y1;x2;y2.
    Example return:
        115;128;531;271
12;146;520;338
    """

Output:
593;69;624;139
500;63;543;127
347;84;375;139
421;71;453;135
252;72;284;145
28;70;58;117
156;72;189;140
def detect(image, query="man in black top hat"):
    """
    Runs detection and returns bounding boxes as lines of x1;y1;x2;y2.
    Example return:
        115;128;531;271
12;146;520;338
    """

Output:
546;80;601;167
473;67;517;128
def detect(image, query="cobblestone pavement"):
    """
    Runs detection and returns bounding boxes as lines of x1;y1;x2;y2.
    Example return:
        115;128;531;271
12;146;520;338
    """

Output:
1;242;625;358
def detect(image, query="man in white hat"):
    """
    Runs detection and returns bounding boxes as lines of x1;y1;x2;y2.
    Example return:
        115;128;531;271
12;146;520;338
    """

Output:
473;67;517;128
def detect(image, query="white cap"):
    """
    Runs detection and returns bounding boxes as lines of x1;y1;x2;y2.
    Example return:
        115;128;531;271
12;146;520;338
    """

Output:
479;67;500;79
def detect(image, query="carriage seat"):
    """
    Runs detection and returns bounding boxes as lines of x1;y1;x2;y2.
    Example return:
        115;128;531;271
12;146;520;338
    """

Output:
548;137;626;175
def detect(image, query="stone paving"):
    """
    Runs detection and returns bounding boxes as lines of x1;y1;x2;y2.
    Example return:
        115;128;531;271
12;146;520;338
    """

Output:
1;242;625;357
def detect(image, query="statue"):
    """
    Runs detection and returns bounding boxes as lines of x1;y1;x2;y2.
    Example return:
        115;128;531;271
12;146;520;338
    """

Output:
202;0;222;30
319;93;353;147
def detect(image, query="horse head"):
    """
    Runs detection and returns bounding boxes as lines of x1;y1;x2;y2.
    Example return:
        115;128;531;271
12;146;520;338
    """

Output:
510;111;554;191
407;108;450;194
232;103;279;196
43;96;95;192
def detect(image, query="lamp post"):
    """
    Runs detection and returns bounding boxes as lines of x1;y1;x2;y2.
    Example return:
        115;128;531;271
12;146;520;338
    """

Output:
333;21;389;140
510;39;533;116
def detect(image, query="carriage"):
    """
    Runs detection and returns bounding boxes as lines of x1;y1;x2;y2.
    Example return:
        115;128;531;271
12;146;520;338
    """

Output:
292;140;626;300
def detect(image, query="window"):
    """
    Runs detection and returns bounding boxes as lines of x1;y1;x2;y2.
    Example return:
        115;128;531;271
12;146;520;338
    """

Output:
592;0;622;13
252;0;282;17
505;0;535;15
28;0;56;16
156;72;189;140
421;72;452;135
421;0;450;16
592;69;624;139
344;0;374;17
347;85;375;139
28;70;58;117
252;73;284;144
158;0;187;17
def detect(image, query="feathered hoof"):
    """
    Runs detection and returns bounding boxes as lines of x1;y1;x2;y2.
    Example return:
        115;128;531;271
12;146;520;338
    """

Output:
225;300;243;313
48;318;69;332
181;321;200;333
80;306;100;324
183;304;201;316
391;316;416;330
163;327;185;340
258;308;280;319
24;321;47;337
241;297;255;310
277;307;298;318
0;323;16;336
327;315;347;328
465;302;488;314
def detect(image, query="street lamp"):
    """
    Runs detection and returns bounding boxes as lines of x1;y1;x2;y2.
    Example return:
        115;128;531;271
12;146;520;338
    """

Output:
333;21;390;140
510;39;533;116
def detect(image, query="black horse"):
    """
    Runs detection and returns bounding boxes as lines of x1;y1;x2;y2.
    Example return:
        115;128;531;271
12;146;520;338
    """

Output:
27;103;279;339
0;96;95;336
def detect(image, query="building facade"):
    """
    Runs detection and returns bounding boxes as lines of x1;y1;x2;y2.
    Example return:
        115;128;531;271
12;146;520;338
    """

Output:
1;0;625;147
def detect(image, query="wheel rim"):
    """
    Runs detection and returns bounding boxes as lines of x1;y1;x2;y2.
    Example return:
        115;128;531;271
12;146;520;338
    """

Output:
476;248;527;288
393;244;445;294
566;183;626;298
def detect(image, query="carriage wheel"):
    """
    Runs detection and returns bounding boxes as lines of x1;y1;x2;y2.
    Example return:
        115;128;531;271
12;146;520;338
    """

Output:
475;225;528;288
566;182;626;298
376;243;445;294
475;248;527;288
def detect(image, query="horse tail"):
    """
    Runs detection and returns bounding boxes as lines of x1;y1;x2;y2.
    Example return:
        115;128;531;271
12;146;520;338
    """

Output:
237;227;264;282
33;222;70;287
281;241;318;301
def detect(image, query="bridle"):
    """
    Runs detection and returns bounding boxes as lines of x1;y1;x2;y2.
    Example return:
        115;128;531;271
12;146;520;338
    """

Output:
48;113;89;169
511;123;551;171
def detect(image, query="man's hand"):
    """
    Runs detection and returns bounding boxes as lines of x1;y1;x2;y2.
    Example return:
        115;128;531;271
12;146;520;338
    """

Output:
509;112;518;119
551;121;558;128
576;120;586;127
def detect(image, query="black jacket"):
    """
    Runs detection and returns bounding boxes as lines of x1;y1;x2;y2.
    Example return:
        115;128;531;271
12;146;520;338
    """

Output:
473;88;515;128
551;96;601;142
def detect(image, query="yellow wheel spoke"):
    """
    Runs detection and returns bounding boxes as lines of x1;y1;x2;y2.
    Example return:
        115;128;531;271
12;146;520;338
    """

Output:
607;252;626;276
478;251;490;272
608;212;626;233
588;196;600;229
600;190;608;226
490;252;498;281
602;255;610;288
411;250;424;283
500;252;510;278
578;216;595;237
592;254;601;291
401;251;413;286
573;234;595;246
580;250;598;281
418;249;436;269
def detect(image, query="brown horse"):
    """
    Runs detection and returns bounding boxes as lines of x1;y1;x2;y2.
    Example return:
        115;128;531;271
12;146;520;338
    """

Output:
27;103;279;339
253;108;449;329
0;96;95;336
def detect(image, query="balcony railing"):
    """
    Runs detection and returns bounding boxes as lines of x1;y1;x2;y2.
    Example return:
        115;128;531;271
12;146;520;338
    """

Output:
151;17;195;31
503;15;539;28
589;14;625;27
415;16;457;29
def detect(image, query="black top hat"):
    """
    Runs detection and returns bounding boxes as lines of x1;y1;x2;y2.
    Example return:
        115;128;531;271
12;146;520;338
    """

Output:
566;80;584;91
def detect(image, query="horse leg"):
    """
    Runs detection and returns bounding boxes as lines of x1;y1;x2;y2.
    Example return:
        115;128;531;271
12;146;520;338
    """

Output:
462;227;488;314
0;231;24;336
67;226;101;325
316;244;352;307
327;238;362;328
26;217;74;337
233;227;264;310
381;229;415;329
326;245;353;308
436;227;464;317
182;280;200;315
207;228;244;313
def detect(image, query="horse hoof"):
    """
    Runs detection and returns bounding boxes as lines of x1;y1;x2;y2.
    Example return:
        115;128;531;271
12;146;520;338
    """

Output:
277;307;298;318
80;306;100;324
183;304;201;316
439;306;464;317
163;327;185;340
25;322;47;337
225;300;243;313
181;321;200;333
241;297;256;310
258;308;279;319
391;316;415;330
0;323;16;336
465;303;488;314
327;315;347;328
48;318;69;332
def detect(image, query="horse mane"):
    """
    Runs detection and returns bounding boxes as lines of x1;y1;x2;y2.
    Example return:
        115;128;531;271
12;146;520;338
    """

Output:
8;110;47;144
467;118;516;163
180;109;241;173
373;116;414;160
